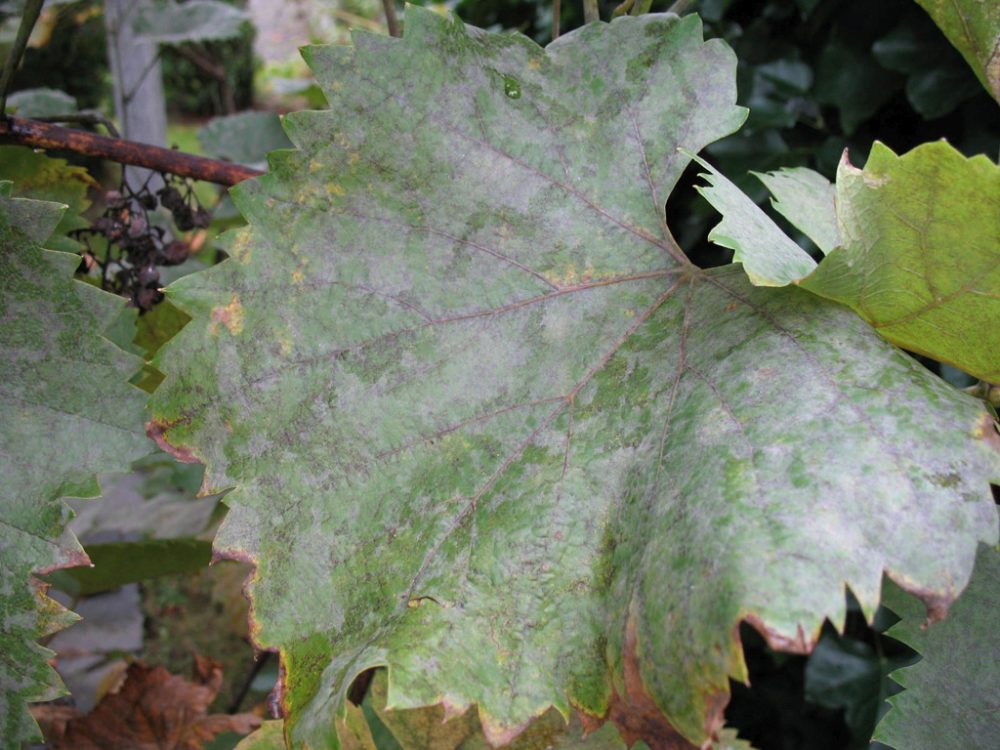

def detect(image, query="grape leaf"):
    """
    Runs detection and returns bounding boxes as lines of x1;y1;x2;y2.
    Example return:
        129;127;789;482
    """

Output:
697;141;1000;382
0;189;149;744
6;87;78;118
148;10;1000;749
198;112;294;171
365;668;635;750
751;167;839;255
691;155;817;285
874;544;1000;749
235;710;375;750
132;0;249;45
0;145;95;253
914;0;1000;104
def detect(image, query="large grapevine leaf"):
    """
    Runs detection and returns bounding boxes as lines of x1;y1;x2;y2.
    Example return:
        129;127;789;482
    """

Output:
914;0;1000;104
874;544;1000;749
0;187;149;745
148;9;1000;749
696;141;1000;382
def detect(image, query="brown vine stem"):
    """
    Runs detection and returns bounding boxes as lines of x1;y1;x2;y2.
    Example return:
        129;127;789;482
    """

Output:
382;0;401;37
0;115;263;186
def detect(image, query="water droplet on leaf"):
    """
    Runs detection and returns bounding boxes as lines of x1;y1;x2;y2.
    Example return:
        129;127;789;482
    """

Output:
502;75;521;99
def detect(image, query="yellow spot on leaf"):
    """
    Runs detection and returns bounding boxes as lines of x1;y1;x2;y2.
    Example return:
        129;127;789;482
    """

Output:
292;268;305;283
210;295;245;336
230;232;252;265
327;183;346;197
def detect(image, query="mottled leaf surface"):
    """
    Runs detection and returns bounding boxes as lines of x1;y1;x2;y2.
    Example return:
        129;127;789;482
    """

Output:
149;10;1000;749
0;190;149;745
874;544;1000;749
366;669;634;750
699;142;1000;381
752;167;839;255
915;0;1000;103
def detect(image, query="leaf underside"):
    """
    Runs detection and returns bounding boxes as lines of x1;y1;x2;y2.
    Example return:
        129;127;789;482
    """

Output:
0;190;148;746
875;544;1000;749
915;0;1000;103
149;9;1000;749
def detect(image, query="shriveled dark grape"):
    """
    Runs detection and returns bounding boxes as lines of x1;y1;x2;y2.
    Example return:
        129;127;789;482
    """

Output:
135;286;158;310
174;209;195;231
158;186;184;211
138;265;160;287
105;189;125;209
128;214;147;237
193;208;211;229
161;240;190;266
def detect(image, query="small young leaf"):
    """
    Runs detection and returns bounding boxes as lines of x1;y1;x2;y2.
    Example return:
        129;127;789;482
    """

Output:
752;167;839;255
691;154;818;284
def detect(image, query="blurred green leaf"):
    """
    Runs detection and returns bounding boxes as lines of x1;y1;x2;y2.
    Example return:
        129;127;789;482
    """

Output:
43;538;213;597
198;111;293;170
7;87;76;117
132;0;250;45
814;41;900;134
873;17;981;118
805;632;914;743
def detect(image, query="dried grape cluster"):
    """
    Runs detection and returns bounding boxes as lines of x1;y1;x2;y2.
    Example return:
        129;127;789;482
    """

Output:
74;172;210;310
